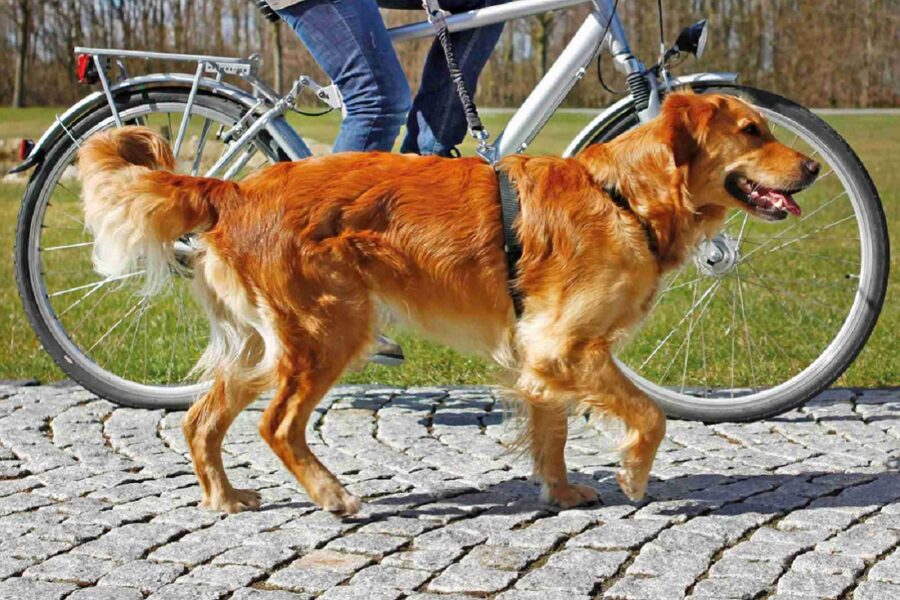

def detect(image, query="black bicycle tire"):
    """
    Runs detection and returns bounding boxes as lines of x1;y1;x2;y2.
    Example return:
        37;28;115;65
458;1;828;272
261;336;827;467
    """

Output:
15;90;288;409
574;84;889;422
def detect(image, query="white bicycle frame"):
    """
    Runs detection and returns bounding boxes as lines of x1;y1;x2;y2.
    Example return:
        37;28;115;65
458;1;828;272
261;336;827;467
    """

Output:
14;0;737;180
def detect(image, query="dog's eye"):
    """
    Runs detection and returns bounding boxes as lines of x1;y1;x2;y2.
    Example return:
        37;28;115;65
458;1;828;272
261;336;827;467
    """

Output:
741;123;761;136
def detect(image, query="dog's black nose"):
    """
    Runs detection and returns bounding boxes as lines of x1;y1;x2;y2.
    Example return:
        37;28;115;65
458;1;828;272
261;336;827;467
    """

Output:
803;160;821;178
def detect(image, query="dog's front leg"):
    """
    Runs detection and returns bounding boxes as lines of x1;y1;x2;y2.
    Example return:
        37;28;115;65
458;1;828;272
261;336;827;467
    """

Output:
528;400;599;508
583;357;667;501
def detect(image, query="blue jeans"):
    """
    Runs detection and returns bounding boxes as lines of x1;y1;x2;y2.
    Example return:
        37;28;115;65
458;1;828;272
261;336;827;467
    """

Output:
277;0;507;156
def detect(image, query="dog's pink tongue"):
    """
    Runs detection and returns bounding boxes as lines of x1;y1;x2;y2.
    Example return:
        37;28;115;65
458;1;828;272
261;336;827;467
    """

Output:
770;190;802;216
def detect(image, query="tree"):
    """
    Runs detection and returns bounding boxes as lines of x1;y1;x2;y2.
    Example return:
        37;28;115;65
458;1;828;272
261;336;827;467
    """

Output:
11;0;31;107
272;19;283;95
531;13;555;76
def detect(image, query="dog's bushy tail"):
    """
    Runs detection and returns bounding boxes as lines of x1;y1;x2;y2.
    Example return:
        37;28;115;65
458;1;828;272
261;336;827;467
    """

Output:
78;126;236;295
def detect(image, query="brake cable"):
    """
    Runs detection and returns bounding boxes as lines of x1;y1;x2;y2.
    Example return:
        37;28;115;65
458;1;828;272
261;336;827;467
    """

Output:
596;0;626;96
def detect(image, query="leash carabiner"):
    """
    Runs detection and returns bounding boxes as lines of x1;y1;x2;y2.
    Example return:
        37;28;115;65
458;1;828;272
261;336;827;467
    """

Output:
420;0;493;161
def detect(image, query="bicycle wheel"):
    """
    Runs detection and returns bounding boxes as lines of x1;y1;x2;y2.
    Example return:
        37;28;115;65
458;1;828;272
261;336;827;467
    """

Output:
15;90;286;409
565;85;889;422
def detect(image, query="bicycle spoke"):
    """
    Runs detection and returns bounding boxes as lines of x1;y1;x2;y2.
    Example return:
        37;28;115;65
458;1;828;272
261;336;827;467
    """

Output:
679;277;701;392
738;190;849;262
743;214;857;263
656;279;722;382
48;271;145;298
640;279;722;371
86;298;146;354
56;276;110;317
42;241;94;252
735;266;758;392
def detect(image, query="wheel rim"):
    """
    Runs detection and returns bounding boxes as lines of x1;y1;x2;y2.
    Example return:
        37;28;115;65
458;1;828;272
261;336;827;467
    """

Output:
607;104;877;411
28;100;277;400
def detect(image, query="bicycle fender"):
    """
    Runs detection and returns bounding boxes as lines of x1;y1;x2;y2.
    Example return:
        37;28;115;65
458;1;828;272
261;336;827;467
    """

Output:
9;73;307;173
562;72;739;158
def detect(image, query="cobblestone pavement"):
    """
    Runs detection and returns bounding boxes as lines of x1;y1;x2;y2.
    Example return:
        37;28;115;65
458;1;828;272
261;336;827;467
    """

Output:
0;383;898;600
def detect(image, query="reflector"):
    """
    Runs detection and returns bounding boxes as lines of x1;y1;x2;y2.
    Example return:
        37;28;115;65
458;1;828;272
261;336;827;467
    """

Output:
18;139;34;161
76;54;99;84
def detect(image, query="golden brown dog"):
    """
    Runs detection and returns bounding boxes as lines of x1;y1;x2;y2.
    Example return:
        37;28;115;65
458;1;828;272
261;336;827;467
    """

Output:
78;93;818;514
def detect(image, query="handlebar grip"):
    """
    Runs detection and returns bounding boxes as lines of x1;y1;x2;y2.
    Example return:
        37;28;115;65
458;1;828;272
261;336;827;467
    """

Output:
254;0;281;23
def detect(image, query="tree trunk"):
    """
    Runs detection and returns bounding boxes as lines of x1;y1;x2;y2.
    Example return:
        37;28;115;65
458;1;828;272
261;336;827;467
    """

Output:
532;14;555;76
272;20;283;94
12;0;31;108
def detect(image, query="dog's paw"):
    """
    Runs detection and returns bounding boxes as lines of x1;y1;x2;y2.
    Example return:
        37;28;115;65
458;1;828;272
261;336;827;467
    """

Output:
616;469;647;501
544;483;599;509
201;488;262;514
312;485;361;517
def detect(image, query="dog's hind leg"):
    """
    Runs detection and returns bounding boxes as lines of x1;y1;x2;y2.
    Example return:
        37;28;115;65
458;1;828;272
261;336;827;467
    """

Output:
258;295;372;516
260;351;366;515
528;400;599;508
183;369;264;513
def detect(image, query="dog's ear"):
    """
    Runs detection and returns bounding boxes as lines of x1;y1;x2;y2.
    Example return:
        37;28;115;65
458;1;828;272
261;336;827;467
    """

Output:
664;93;721;167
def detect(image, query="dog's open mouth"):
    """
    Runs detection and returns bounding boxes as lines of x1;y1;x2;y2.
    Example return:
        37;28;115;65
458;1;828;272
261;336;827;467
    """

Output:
725;173;803;221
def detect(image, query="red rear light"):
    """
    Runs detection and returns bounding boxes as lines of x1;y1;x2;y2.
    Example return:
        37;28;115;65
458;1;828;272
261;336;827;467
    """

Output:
18;139;34;161
76;54;99;84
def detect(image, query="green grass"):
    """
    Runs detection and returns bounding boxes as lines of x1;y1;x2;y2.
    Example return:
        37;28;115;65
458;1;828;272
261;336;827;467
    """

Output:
1;108;896;389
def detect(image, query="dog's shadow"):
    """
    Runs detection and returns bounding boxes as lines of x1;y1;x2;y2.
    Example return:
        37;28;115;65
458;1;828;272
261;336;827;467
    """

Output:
259;468;899;524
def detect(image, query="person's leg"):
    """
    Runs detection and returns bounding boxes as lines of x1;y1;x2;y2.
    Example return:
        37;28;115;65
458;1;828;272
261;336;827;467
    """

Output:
398;0;510;156
277;0;411;152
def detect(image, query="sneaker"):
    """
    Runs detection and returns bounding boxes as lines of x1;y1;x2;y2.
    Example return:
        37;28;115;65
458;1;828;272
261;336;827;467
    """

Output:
368;334;404;366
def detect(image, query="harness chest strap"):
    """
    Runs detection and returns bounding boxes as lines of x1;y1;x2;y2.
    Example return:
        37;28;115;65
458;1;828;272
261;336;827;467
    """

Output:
496;171;661;320
497;170;525;318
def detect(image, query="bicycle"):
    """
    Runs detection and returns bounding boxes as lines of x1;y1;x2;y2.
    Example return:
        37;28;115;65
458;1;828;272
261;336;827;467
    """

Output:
11;0;889;422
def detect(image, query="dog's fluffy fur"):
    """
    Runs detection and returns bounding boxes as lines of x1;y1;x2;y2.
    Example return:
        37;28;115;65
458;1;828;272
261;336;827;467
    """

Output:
78;93;817;514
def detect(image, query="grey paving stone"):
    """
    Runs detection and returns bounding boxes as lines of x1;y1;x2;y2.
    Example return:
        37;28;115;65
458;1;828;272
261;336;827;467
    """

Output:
229;590;311;600
853;581;900;600
2;384;899;600
212;544;297;570
461;544;543;571
427;563;518;594
414;526;487;550
0;578;77;600
324;532;408;558
569;519;668;550
706;557;784;583
789;551;866;576
381;547;464;571
688;576;771;599
775;570;855;598
146;582;230;599
177;564;264;589
606;573;695;600
67;586;144;600
497;592;591;600
266;566;351;594
816;523;900;560
317;586;404;600
867;551;900;583
97;559;186;593
22;553;119;585
349;564;432;590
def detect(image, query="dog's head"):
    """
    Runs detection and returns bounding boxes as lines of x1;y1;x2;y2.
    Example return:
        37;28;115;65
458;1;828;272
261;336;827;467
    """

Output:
663;93;819;221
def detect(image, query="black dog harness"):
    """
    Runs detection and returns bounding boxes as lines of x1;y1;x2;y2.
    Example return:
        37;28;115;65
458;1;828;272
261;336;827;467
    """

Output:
497;172;660;320
497;170;525;318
